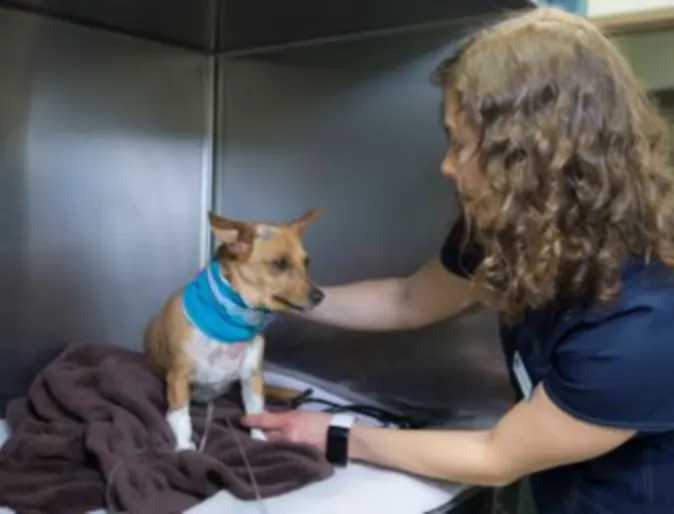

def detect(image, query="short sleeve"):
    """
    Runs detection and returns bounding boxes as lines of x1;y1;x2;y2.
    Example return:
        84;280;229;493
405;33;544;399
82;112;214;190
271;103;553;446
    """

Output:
440;216;484;278
543;307;674;432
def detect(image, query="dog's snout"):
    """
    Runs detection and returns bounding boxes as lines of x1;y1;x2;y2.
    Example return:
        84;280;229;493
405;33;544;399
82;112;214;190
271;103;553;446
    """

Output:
309;286;325;306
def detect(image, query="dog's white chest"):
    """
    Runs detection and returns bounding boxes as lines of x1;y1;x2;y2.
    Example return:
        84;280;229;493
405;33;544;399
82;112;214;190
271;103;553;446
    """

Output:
187;329;249;388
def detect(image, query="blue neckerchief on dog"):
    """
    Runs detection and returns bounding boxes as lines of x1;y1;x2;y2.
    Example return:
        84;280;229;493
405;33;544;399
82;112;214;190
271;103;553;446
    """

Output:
183;260;274;343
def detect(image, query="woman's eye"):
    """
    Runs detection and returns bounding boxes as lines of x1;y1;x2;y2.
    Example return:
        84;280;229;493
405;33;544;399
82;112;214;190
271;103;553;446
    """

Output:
271;258;290;271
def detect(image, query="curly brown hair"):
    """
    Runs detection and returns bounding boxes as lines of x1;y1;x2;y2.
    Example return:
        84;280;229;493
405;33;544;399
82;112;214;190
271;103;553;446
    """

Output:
434;7;674;320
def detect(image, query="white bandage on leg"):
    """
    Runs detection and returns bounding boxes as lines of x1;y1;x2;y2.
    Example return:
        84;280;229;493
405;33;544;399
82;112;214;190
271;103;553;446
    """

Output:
166;405;195;451
241;337;267;442
242;381;267;442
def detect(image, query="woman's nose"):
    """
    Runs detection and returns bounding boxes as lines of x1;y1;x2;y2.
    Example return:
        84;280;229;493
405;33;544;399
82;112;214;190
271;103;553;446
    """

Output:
441;154;455;177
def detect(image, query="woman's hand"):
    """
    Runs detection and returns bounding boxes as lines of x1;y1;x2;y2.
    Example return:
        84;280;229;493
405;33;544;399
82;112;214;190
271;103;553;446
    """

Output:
243;385;635;488
241;411;332;451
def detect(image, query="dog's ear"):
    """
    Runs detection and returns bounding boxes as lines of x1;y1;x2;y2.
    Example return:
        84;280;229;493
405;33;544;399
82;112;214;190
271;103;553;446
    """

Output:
288;208;322;232
208;212;255;256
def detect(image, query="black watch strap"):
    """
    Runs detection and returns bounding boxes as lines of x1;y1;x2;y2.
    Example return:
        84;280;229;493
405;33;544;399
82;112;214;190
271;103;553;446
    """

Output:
325;413;355;466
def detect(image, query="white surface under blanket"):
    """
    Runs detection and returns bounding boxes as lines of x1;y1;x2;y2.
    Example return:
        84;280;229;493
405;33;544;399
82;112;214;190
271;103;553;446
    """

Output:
0;371;469;514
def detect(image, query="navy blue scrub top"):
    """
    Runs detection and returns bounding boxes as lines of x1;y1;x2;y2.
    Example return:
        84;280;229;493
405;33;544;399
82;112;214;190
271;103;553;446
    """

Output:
440;217;674;514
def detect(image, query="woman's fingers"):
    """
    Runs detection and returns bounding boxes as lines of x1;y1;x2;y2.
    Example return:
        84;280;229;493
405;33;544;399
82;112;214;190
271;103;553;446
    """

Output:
242;413;292;442
242;410;331;449
264;430;288;442
241;411;289;430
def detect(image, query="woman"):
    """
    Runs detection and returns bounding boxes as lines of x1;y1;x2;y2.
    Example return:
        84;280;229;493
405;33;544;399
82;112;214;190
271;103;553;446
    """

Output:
244;7;674;513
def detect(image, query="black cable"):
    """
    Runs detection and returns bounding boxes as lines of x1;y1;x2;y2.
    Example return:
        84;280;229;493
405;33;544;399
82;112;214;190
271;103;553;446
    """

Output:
289;388;428;429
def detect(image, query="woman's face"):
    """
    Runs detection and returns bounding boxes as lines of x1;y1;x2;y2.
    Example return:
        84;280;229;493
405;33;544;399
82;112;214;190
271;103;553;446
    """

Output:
440;90;481;190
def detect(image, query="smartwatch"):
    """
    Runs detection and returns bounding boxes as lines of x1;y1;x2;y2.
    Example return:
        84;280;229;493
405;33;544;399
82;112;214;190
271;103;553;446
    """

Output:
325;413;355;466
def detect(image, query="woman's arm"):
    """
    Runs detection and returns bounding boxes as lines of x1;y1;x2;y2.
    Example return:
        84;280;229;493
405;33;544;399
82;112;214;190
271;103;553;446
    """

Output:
348;384;634;486
303;257;482;331
245;383;634;487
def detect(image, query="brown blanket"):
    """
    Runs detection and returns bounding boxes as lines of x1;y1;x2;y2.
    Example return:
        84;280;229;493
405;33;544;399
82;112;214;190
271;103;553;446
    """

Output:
0;343;332;514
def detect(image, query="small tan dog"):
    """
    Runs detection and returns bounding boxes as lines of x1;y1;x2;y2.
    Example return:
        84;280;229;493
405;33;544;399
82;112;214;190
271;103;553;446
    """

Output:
144;209;324;450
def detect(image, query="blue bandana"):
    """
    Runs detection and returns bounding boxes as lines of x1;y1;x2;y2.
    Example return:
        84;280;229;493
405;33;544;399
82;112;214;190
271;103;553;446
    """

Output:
183;260;274;344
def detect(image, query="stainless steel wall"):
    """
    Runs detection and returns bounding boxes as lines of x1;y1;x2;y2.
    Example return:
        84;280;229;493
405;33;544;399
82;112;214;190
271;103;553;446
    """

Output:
217;29;514;424
0;6;513;422
0;8;209;407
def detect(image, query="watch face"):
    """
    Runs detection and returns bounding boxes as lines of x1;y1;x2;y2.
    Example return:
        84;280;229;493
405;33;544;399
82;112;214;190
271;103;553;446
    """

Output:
330;413;356;429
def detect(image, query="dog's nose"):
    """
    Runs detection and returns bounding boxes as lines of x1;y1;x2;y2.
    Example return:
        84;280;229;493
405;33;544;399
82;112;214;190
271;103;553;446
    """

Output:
309;286;325;306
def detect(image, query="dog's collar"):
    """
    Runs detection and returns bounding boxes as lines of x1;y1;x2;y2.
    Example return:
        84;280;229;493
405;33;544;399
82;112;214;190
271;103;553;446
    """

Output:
183;260;274;343
205;261;271;326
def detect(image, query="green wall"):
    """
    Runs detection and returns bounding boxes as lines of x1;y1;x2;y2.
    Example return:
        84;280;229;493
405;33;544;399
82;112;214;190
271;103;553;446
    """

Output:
613;29;674;92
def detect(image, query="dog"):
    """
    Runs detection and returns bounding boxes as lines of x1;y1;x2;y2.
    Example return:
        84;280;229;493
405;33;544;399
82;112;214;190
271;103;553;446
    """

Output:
144;209;324;450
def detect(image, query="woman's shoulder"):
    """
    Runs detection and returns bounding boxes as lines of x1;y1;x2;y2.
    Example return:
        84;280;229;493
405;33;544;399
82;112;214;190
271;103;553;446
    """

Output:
572;258;674;325
549;257;674;381
623;258;674;305
439;215;483;278
544;259;674;432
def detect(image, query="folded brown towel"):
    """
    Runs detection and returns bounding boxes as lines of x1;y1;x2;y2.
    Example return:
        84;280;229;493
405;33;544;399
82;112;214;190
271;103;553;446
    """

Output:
0;343;333;514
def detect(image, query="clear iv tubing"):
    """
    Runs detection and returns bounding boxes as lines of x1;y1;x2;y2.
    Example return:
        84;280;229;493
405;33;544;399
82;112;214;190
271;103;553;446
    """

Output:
106;402;269;514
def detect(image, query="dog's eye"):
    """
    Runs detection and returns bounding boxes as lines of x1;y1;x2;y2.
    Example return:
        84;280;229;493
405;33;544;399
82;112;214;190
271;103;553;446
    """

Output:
304;257;310;267
271;258;290;272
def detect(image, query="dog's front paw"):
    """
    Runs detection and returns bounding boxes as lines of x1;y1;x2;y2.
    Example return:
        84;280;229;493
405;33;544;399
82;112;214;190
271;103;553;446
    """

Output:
166;406;195;452
175;438;197;452
250;428;267;442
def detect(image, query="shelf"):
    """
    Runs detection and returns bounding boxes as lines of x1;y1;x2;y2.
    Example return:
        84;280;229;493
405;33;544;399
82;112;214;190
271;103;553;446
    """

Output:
0;0;534;52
